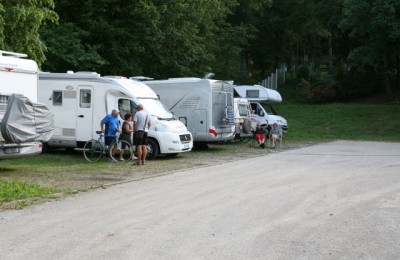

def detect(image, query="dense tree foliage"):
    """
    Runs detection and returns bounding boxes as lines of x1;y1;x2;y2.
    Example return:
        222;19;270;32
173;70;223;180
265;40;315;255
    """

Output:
340;0;400;99
41;0;246;79
0;0;57;64
1;0;399;100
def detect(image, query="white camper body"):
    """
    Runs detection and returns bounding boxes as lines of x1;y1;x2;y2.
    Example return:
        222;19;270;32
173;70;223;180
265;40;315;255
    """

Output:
38;72;193;158
234;85;282;103
144;78;236;143
233;97;254;138
234;85;288;132
0;51;42;159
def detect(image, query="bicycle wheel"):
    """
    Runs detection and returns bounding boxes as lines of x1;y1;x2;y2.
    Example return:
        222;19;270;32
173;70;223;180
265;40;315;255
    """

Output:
83;139;104;162
109;140;133;162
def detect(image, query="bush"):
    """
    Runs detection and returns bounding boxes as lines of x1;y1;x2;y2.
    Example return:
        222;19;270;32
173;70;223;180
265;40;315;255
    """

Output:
334;65;382;100
296;76;338;104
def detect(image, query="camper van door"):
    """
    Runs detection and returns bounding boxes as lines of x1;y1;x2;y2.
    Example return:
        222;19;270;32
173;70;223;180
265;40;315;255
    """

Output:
76;86;93;141
192;109;207;135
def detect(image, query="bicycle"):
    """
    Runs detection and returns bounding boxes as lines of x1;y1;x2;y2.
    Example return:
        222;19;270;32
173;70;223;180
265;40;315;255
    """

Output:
83;131;133;163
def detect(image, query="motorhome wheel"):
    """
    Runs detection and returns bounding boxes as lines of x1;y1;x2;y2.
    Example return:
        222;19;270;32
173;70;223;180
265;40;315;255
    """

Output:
146;139;159;159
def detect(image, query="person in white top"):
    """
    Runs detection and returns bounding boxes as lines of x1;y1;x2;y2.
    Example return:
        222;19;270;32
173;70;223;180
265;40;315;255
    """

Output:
133;104;151;165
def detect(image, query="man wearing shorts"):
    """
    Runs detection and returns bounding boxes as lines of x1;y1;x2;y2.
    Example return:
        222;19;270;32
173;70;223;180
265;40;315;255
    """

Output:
101;109;121;157
133;104;151;165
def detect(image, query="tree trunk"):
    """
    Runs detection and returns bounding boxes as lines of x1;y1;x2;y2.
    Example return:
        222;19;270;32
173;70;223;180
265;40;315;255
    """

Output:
383;53;394;100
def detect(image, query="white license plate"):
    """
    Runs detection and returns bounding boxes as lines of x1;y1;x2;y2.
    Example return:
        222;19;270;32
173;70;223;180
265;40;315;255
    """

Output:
184;144;190;149
4;147;20;154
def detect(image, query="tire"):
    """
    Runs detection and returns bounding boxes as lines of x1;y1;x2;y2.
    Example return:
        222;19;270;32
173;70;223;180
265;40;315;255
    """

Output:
109;140;133;162
146;139;159;160
83;139;103;162
41;142;49;153
193;142;209;150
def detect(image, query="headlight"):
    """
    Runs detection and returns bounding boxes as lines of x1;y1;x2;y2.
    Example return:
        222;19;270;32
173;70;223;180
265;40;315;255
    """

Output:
155;122;171;132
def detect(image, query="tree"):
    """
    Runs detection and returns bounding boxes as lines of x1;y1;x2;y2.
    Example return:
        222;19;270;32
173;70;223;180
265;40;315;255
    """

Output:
243;0;332;80
340;0;400;99
0;0;58;65
41;0;246;79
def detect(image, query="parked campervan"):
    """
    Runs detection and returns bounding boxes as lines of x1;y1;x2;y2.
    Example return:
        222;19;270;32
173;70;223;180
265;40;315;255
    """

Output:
143;78;236;144
233;97;254;139
0;50;53;159
38;72;193;159
234;85;288;132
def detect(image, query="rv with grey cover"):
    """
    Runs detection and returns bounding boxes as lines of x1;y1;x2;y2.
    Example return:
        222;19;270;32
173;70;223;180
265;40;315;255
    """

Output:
0;50;54;159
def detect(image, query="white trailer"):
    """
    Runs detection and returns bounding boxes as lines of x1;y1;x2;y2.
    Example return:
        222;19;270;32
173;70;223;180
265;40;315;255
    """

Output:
143;78;236;143
0;50;44;159
234;85;288;132
38;72;193;158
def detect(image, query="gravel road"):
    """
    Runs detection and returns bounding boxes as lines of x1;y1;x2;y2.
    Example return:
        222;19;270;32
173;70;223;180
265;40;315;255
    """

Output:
1;141;400;260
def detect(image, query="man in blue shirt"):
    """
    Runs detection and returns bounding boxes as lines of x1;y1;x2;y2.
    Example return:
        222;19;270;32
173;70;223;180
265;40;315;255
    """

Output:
101;109;121;156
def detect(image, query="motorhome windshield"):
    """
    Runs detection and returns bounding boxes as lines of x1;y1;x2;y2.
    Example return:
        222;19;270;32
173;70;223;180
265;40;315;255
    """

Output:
139;98;175;120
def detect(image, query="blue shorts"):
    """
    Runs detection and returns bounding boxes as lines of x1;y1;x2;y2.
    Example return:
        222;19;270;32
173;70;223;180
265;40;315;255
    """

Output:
105;136;116;146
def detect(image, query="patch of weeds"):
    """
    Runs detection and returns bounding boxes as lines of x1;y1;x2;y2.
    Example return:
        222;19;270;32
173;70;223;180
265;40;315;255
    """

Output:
0;180;62;203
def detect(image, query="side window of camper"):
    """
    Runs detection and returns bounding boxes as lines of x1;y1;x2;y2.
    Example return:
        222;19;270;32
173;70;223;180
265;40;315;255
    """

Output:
246;90;259;98
251;103;257;114
53;91;63;106
118;99;138;119
79;89;91;108
0;95;9;111
118;99;130;119
238;104;248;116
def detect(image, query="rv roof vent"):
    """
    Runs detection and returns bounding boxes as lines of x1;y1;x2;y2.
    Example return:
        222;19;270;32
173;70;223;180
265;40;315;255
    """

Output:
103;75;127;79
203;72;215;79
66;70;74;74
0;50;28;58
130;76;154;81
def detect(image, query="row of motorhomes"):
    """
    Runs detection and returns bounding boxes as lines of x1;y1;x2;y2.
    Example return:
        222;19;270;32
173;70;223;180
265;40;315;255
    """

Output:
0;51;288;159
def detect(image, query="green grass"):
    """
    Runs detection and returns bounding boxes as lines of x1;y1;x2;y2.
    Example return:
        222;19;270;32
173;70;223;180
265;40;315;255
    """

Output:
0;180;62;203
272;86;400;142
274;103;400;141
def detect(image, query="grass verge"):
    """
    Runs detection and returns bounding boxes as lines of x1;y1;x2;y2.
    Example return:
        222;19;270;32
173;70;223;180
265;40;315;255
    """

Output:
0;180;65;209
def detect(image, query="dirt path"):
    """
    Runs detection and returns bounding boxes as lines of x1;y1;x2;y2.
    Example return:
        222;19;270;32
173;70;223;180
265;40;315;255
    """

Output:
1;141;399;259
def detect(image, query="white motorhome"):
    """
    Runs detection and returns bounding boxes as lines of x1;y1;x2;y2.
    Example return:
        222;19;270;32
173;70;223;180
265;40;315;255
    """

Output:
233;97;254;139
38;72;193;158
234;85;288;132
143;78;236;144
0;50;43;159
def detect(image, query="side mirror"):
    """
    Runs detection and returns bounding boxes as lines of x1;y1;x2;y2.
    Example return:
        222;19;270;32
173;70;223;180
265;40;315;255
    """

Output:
259;110;265;117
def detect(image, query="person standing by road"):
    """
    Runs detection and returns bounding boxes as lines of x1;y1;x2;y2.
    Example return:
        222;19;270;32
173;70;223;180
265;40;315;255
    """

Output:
100;109;121;159
133;104;151;165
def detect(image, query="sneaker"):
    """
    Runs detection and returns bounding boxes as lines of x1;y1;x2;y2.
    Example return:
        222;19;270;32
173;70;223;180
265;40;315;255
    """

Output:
142;160;146;165
108;158;117;163
261;143;265;149
136;160;141;165
118;158;125;162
